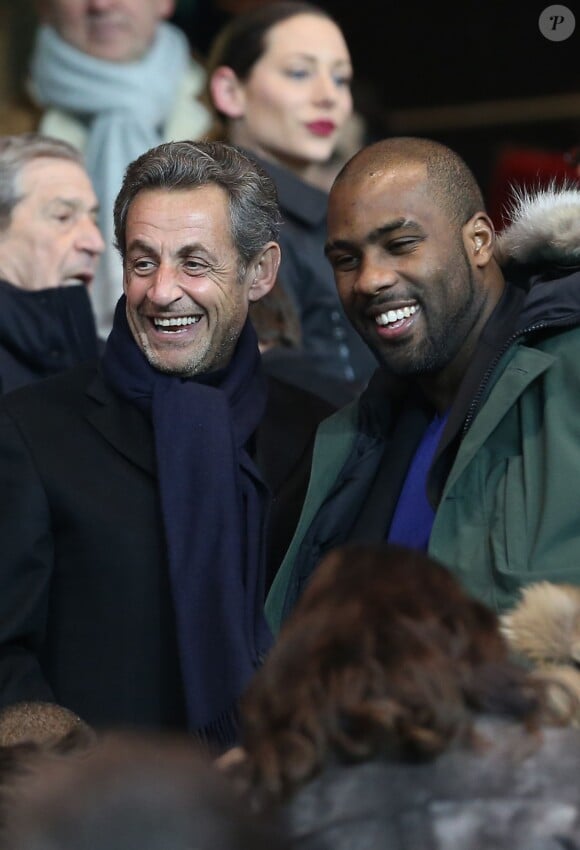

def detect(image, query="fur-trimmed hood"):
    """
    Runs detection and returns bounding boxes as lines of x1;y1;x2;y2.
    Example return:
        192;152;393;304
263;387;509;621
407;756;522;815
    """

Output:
495;185;580;269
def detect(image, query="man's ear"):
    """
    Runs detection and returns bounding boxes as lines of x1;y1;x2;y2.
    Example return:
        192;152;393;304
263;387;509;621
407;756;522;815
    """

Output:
248;243;281;302
464;213;495;268
209;66;246;120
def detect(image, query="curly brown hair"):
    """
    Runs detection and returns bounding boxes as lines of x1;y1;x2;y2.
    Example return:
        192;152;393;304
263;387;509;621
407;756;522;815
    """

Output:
235;544;544;805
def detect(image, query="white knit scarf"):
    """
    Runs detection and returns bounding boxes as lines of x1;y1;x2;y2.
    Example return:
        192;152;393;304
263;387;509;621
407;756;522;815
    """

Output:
30;23;195;334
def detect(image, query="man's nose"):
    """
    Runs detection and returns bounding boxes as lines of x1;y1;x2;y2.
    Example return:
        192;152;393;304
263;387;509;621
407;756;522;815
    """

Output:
354;255;398;296
77;217;106;256
146;267;184;306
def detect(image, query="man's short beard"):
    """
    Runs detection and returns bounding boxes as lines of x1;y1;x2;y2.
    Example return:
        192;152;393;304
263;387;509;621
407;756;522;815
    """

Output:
370;249;484;379
139;329;241;378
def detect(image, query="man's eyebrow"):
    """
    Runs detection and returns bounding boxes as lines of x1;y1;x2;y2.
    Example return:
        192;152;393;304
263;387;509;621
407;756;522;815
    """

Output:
324;238;353;256
49;197;77;206
368;218;422;242
48;197;100;215
126;238;158;257
325;218;423;255
47;198;83;212
175;243;214;261
125;241;217;261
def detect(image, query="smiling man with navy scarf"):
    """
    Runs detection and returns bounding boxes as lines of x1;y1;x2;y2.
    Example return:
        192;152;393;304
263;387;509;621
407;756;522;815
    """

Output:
0;140;332;750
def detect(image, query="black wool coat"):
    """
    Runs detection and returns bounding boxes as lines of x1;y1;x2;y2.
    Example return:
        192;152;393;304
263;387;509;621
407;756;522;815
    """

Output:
0;278;99;394
0;363;332;731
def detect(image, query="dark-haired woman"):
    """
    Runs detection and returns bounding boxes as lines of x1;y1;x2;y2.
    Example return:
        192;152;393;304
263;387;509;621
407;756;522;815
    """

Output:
207;2;377;394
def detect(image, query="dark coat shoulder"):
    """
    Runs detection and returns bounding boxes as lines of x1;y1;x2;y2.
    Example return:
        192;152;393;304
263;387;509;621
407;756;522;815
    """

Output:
259;377;334;588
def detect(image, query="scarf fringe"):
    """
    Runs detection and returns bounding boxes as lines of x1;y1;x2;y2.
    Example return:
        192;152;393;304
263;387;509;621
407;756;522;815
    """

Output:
195;704;241;753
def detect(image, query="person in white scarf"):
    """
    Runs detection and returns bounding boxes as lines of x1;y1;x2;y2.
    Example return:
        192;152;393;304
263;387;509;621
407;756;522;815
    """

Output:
29;1;211;337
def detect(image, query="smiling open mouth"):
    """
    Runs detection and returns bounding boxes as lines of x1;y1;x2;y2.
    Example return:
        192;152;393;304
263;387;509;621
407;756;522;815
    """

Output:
375;304;418;328
152;316;202;332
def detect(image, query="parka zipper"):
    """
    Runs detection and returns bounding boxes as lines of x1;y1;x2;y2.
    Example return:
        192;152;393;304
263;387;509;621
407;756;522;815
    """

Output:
462;314;580;437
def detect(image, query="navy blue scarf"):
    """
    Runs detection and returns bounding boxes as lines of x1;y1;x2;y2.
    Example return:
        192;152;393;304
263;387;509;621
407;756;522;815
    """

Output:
101;297;272;746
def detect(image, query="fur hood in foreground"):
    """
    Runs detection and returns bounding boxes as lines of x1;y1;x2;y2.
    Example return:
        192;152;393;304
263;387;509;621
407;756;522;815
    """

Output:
494;185;580;269
502;582;580;725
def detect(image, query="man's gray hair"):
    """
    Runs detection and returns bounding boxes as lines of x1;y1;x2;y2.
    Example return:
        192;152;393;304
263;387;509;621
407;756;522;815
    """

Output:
114;141;282;273
0;133;84;231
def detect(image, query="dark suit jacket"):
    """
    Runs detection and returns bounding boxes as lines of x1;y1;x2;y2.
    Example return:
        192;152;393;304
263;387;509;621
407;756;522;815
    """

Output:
0;362;332;731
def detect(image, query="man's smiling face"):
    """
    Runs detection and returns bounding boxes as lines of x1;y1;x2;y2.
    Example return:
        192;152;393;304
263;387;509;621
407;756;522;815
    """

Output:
123;184;256;377
326;163;488;380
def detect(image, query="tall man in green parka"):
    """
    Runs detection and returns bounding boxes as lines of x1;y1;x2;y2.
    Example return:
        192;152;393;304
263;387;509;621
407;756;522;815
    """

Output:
267;136;580;630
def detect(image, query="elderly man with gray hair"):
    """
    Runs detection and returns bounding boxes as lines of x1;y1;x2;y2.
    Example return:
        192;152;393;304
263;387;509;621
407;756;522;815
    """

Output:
0;141;331;750
0;133;104;393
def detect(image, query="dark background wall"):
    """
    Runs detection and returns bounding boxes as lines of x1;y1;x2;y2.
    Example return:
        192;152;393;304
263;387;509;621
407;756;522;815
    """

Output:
325;0;578;106
323;0;579;198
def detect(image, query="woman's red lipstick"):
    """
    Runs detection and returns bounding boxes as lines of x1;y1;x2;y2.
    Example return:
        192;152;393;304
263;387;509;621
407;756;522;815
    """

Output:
306;121;336;137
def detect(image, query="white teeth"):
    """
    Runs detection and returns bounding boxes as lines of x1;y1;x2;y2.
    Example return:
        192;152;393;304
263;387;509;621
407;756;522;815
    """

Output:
376;304;417;326
153;316;201;327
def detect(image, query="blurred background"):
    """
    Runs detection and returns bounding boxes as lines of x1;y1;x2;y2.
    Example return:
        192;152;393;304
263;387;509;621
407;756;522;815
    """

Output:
1;0;577;228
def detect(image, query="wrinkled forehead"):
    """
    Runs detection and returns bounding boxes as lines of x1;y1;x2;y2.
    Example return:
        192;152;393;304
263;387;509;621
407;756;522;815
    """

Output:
332;160;428;205
328;162;432;236
19;156;95;196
